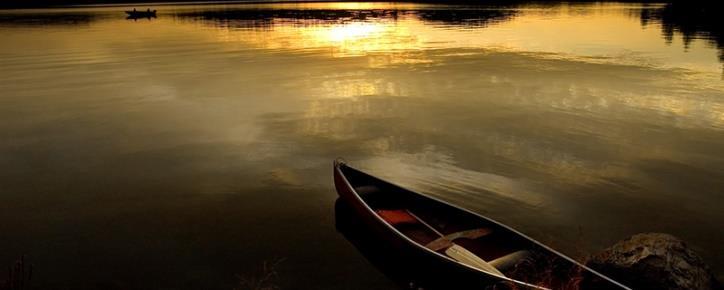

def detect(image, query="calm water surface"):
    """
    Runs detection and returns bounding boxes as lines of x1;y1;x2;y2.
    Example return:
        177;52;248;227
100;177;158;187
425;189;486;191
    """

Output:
1;2;723;289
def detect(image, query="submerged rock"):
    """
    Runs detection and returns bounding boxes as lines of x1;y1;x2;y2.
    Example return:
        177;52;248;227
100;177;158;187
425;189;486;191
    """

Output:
587;233;721;290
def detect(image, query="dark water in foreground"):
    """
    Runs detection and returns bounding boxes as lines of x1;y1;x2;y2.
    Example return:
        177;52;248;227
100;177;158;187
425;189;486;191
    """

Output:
0;2;723;289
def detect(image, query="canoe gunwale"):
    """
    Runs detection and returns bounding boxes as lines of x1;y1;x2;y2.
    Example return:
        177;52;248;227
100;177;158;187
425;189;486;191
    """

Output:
333;159;631;290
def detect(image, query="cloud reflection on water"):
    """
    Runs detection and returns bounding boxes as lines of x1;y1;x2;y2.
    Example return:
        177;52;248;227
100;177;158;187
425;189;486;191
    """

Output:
237;45;723;254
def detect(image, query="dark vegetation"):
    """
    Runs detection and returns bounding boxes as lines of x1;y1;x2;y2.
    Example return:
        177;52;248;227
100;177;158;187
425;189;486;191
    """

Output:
233;259;284;290
0;256;32;290
0;0;719;64
173;1;721;64
0;0;706;9
0;12;97;26
174;8;517;29
640;2;723;62
0;256;282;290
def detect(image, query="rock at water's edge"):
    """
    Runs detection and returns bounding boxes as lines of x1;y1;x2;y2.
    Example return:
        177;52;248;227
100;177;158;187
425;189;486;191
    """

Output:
587;233;721;290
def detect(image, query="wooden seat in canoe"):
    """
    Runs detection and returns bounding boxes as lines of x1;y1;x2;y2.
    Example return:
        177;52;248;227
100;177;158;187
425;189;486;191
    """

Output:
425;228;492;251
489;250;531;272
354;185;380;196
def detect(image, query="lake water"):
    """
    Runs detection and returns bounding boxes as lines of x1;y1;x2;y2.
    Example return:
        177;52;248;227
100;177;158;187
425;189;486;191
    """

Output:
0;2;722;289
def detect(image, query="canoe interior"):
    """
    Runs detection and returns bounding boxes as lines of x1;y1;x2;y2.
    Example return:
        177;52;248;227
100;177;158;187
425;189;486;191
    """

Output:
337;163;627;290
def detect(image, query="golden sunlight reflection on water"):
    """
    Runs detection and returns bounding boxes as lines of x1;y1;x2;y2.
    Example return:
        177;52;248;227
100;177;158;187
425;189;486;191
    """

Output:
179;2;722;73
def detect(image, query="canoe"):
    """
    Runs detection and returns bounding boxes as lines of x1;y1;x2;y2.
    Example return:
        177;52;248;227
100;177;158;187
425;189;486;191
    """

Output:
125;10;157;18
333;159;630;290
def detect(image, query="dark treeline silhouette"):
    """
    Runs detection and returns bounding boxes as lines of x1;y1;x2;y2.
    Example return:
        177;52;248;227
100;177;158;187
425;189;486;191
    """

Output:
0;12;97;27
179;9;396;22
176;1;722;64
177;9;398;29
1;0;720;64
415;9;516;27
0;0;681;9
176;8;516;28
641;1;723;62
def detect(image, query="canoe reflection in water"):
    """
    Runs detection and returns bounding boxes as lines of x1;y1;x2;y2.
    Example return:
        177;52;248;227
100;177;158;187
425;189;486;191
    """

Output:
333;159;630;290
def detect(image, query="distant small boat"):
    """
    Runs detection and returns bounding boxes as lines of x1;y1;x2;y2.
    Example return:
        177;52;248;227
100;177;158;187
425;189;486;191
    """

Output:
333;159;630;289
125;9;157;19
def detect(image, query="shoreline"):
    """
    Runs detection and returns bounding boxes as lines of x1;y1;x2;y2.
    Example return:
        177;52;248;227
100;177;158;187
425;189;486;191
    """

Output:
0;0;674;10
